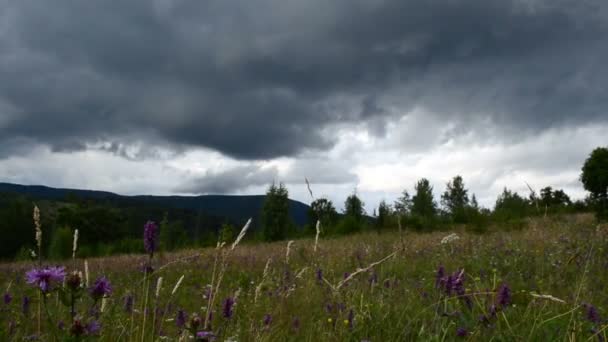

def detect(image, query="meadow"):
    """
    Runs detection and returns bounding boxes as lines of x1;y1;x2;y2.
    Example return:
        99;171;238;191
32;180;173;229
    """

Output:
1;213;607;341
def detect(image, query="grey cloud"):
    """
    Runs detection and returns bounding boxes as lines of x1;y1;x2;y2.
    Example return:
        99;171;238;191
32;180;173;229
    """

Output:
0;0;607;159
174;165;279;194
175;157;358;194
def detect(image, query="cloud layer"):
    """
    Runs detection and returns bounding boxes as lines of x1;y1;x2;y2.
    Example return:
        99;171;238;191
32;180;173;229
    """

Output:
0;0;606;209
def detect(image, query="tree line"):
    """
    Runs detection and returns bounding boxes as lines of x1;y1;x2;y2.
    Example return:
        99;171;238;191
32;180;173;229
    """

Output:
1;146;606;259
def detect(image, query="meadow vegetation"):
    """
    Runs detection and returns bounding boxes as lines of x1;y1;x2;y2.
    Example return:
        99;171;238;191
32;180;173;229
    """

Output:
0;147;607;340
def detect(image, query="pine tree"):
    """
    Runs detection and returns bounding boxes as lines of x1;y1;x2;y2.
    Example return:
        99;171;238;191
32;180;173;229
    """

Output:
441;175;470;223
261;182;291;241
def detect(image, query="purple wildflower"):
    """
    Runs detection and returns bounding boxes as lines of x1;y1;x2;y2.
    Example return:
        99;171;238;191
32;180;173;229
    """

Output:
176;309;187;329
223;297;235;319
144;221;158;255
316;268;323;283
585;303;602;324
456;327;468;337
25;266;66;293
22;296;30;315
196;331;216;341
57;320;65;331
89;277;112;301
85;320;101;335
263;314;272;326
497;283;511;308
436;265;446;288
4;293;12;305
348;309;354;330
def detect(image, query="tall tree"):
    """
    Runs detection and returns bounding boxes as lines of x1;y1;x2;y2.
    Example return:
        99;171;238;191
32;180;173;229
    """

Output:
581;147;608;220
376;200;391;232
494;188;529;220
261;182;291;241
441;175;470;223
394;190;412;214
344;190;365;221
411;178;437;218
308;198;338;226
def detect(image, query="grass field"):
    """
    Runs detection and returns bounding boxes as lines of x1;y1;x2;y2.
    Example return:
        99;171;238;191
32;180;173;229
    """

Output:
1;213;607;341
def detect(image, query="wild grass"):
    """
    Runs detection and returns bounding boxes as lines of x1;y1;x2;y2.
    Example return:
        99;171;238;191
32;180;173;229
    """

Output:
1;213;607;341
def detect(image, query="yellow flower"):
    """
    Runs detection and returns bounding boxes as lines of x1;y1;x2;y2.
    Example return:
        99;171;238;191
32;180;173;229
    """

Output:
328;318;333;323
344;320;349;326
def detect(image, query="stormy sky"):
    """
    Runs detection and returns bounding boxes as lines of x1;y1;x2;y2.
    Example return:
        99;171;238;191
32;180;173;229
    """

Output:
1;0;607;210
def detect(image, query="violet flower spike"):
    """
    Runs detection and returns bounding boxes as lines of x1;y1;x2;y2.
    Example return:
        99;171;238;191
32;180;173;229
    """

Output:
144;220;158;256
497;283;511;308
223;297;235;319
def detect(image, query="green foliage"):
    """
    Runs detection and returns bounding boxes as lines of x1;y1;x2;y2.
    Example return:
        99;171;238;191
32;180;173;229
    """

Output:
308;198;338;227
581;147;608;220
441;175;470;224
411;178;437;219
336;215;363;235
261;182;292;242
394;190;412;214
376;200;391;232
219;223;235;243
344;190;365;221
0;196;32;259
493;188;531;226
159;213;188;251
48;226;73;260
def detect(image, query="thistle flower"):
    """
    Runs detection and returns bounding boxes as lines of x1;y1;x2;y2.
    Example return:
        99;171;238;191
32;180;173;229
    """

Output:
497;283;511;308
223;297;235;319
66;271;82;291
89;277;112;301
26;266;66;293
190;314;202;330
3;293;12;305
456;327;468;337
144;221;158;255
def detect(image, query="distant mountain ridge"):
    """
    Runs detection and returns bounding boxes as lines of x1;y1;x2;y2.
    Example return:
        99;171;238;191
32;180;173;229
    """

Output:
0;182;311;227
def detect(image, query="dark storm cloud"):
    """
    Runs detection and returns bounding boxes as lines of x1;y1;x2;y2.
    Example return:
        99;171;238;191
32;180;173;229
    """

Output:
0;0;607;160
